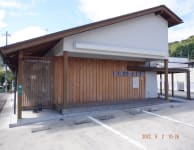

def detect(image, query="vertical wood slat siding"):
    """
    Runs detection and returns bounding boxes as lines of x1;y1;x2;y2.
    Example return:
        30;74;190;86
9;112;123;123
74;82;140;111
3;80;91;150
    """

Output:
67;57;145;104
22;57;53;109
53;56;64;105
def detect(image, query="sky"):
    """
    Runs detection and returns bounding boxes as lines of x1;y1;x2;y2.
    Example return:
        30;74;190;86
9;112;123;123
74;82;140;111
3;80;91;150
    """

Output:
0;0;194;46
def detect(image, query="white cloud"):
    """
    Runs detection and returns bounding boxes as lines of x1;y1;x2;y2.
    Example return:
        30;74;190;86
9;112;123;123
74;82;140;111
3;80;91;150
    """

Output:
0;10;7;29
168;18;194;42
78;0;194;42
79;0;162;21
0;0;46;32
0;0;47;44
0;26;47;46
0;0;45;9
9;26;48;44
0;0;23;9
78;0;194;21
168;27;193;42
0;1;51;34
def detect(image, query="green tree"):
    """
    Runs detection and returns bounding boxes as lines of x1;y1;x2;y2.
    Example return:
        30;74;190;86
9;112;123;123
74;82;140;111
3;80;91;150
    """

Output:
169;36;194;60
0;67;14;91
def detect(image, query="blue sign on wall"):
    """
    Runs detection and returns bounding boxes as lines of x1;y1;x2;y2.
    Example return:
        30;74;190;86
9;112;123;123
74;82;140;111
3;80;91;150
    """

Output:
113;71;144;77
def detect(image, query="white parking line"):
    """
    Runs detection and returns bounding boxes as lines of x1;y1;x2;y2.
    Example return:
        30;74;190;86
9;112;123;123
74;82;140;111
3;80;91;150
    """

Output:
88;116;146;150
142;110;194;128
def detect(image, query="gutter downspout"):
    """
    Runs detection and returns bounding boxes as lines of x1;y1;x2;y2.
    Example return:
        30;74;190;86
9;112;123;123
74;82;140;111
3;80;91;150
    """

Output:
14;69;17;114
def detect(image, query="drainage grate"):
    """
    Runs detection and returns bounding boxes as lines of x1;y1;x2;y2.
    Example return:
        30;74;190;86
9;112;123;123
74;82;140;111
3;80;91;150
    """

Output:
128;109;143;115
95;115;114;121
31;127;51;133
147;107;159;112
73;119;91;125
169;104;180;108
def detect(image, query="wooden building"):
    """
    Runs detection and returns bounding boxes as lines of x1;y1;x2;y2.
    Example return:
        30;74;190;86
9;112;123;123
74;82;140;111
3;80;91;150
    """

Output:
0;5;183;119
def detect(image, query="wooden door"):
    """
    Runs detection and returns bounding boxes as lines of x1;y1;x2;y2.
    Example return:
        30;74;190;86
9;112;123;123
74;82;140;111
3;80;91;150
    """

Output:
22;57;54;109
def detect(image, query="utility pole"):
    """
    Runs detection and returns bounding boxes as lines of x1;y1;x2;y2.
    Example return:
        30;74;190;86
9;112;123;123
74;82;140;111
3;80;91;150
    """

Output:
187;45;190;61
2;31;11;92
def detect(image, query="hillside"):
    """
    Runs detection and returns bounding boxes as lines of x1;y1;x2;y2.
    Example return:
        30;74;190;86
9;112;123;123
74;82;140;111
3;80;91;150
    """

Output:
169;36;194;59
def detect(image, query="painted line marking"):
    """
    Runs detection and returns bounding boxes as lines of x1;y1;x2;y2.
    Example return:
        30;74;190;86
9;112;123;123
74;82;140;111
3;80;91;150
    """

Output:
88;116;146;150
141;110;194;128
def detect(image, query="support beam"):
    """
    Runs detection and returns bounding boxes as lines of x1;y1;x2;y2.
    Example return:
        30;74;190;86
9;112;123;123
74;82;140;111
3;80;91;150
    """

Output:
17;51;23;119
164;59;168;100
187;70;191;99
160;74;162;95
63;51;68;108
171;73;174;97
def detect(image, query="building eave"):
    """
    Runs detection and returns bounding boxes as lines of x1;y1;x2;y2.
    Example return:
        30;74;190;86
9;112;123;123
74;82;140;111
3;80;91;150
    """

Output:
0;5;183;70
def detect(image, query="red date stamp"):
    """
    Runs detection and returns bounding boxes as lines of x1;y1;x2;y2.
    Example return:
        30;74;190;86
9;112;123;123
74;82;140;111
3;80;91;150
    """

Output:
142;133;179;140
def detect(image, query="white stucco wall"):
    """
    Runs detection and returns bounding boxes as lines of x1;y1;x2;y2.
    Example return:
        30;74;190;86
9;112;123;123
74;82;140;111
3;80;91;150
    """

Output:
146;72;158;98
45;13;169;98
50;13;168;59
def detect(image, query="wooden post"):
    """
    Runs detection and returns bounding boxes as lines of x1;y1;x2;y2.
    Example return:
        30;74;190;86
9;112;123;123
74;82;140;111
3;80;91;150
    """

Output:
160;74;162;95
63;51;68;108
171;73;174;97
164;59;168;100
187;70;191;99
17;51;23;119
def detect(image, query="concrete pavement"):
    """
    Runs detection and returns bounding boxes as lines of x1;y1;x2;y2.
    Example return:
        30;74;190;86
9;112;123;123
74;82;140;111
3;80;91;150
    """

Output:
0;93;15;129
0;93;194;150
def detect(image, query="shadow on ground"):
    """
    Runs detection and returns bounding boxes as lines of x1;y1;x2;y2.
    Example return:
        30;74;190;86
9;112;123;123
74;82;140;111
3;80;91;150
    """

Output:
25;98;194;135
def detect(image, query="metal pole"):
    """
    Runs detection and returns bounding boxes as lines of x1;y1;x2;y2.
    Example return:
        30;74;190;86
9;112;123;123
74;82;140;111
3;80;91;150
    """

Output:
5;64;7;92
171;73;174;97
187;44;190;61
4;32;8;92
164;59;168;100
14;70;17;114
160;74;162;95
3;31;10;92
187;70;191;99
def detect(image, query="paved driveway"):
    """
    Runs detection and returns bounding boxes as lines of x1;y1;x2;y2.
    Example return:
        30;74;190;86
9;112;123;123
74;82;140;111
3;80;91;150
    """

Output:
0;94;194;150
